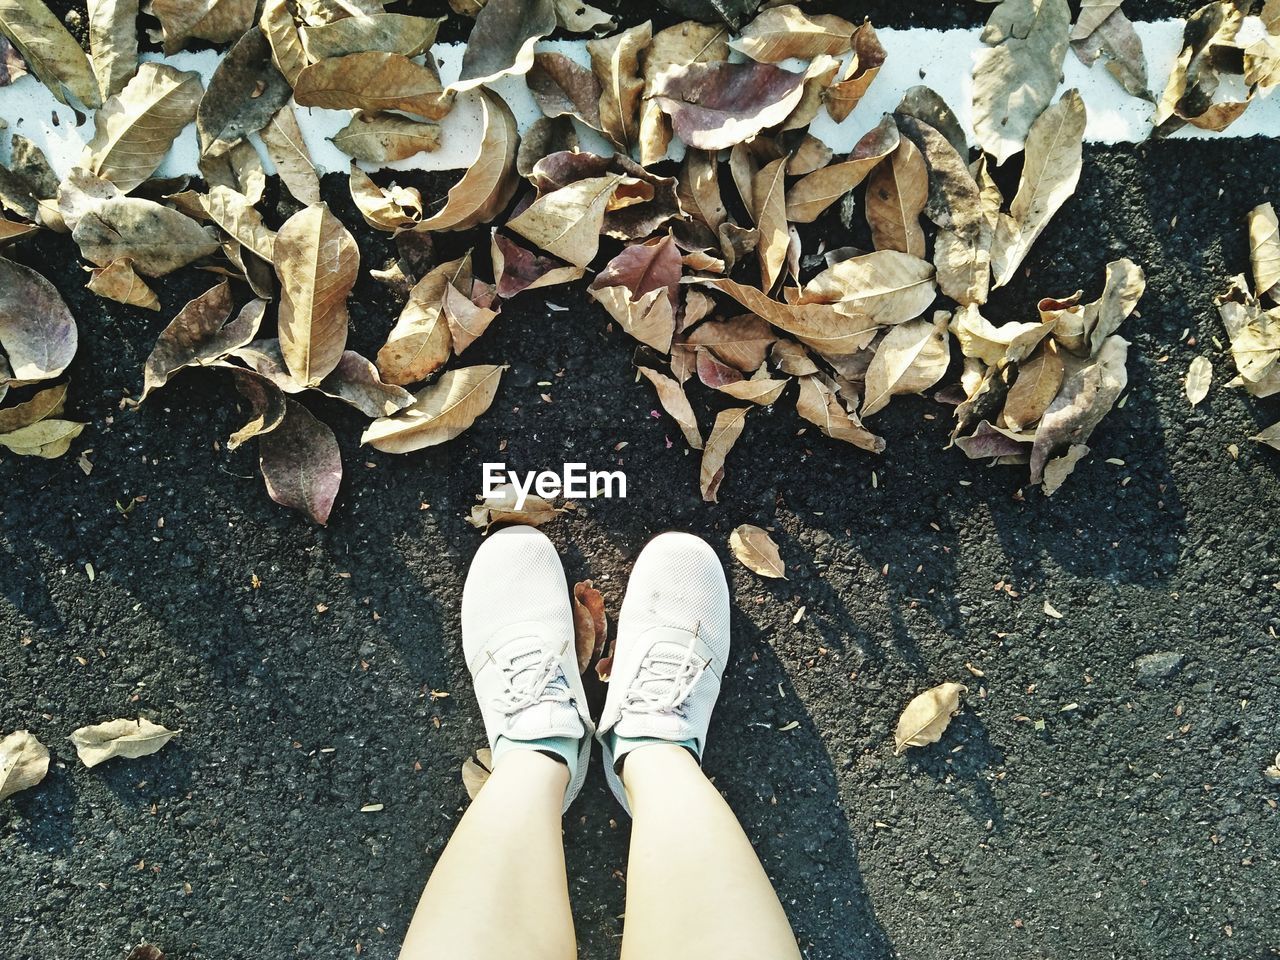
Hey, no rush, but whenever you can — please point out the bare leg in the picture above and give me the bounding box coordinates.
[399,750,576,960]
[619,744,802,960]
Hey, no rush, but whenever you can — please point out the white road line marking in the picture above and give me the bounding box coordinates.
[0,18,1274,181]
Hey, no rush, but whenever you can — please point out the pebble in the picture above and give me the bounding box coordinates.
[1133,651,1185,686]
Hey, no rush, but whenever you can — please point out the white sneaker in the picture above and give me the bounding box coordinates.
[462,525,594,812]
[596,532,732,813]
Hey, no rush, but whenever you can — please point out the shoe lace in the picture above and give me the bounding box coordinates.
[623,629,710,717]
[492,643,572,716]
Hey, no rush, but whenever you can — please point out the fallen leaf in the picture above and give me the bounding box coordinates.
[294,51,451,120]
[299,13,441,60]
[332,112,442,165]
[415,91,517,232]
[452,0,556,92]
[1001,340,1065,430]
[528,51,602,129]
[953,419,1034,459]
[195,27,291,150]
[261,105,321,206]
[86,258,160,310]
[363,364,506,453]
[0,730,48,800]
[638,365,702,449]
[862,312,951,416]
[729,523,785,578]
[259,0,306,86]
[971,0,1072,164]
[990,89,1086,288]
[687,314,775,370]
[1249,202,1280,300]
[0,0,101,107]
[348,164,422,231]
[699,406,749,502]
[639,21,729,164]
[572,579,608,672]
[509,173,628,269]
[443,281,500,353]
[69,717,179,768]
[651,60,807,151]
[553,0,614,32]
[1071,3,1150,101]
[0,257,78,386]
[801,250,937,326]
[491,231,584,298]
[316,351,414,418]
[1154,2,1249,136]
[199,184,277,260]
[152,0,254,53]
[729,4,853,62]
[0,34,25,87]
[678,149,728,231]
[893,682,966,754]
[274,203,360,386]
[587,21,651,153]
[1186,355,1212,407]
[72,195,220,276]
[221,364,286,449]
[796,373,885,452]
[138,283,264,402]
[377,254,471,385]
[462,747,493,800]
[255,397,343,523]
[126,946,165,960]
[950,303,1055,366]
[824,20,885,122]
[1217,276,1280,396]
[0,418,85,457]
[83,62,202,193]
[865,136,928,257]
[0,381,66,433]
[468,483,563,531]
[700,277,879,355]
[87,0,139,100]
[752,156,788,290]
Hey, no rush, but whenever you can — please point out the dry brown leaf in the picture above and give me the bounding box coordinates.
[640,21,729,165]
[1001,340,1065,430]
[638,365,702,450]
[0,381,66,433]
[802,250,937,325]
[468,483,563,531]
[1249,202,1280,300]
[86,257,159,311]
[866,136,928,257]
[138,283,264,402]
[462,747,493,800]
[786,116,898,223]
[69,717,179,768]
[699,277,879,355]
[83,62,202,193]
[894,682,966,754]
[825,20,885,122]
[274,203,359,386]
[796,373,885,452]
[652,60,807,151]
[1216,276,1280,396]
[377,254,471,385]
[152,0,254,53]
[0,418,85,457]
[951,304,1055,366]
[1154,2,1248,136]
[678,149,728,231]
[332,112,442,164]
[699,406,749,502]
[587,21,651,153]
[315,351,414,418]
[687,314,775,371]
[509,173,628,269]
[572,579,608,673]
[861,312,951,417]
[348,165,422,231]
[1185,356,1212,407]
[363,364,506,453]
[259,0,306,87]
[491,231,584,297]
[300,13,441,60]
[730,4,852,62]
[72,196,219,276]
[729,523,786,578]
[990,90,1085,288]
[443,281,500,353]
[528,51,602,129]
[0,730,49,801]
[972,0,1072,163]
[261,105,321,206]
[451,0,555,92]
[0,256,78,386]
[294,51,452,120]
[87,0,139,100]
[195,27,291,150]
[199,185,277,260]
[220,364,286,449]
[0,0,101,107]
[259,398,343,523]
[415,91,517,232]
[752,157,788,291]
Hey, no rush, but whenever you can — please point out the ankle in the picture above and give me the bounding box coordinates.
[491,743,572,794]
[618,740,699,795]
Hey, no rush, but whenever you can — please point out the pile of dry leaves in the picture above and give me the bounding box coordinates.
[2,0,1270,520]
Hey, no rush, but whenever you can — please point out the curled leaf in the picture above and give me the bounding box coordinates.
[415,91,517,232]
[572,579,608,673]
[651,61,807,151]
[699,406,749,502]
[86,258,159,311]
[894,682,966,754]
[468,482,563,531]
[377,254,472,385]
[825,20,885,122]
[451,0,556,92]
[0,730,49,801]
[587,21,651,153]
[462,747,493,800]
[363,364,506,453]
[69,717,179,768]
[861,312,951,417]
[139,284,264,402]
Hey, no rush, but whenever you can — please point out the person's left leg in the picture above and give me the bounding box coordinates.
[398,526,595,960]
[399,749,576,960]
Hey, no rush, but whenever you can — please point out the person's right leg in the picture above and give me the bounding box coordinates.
[596,532,802,960]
